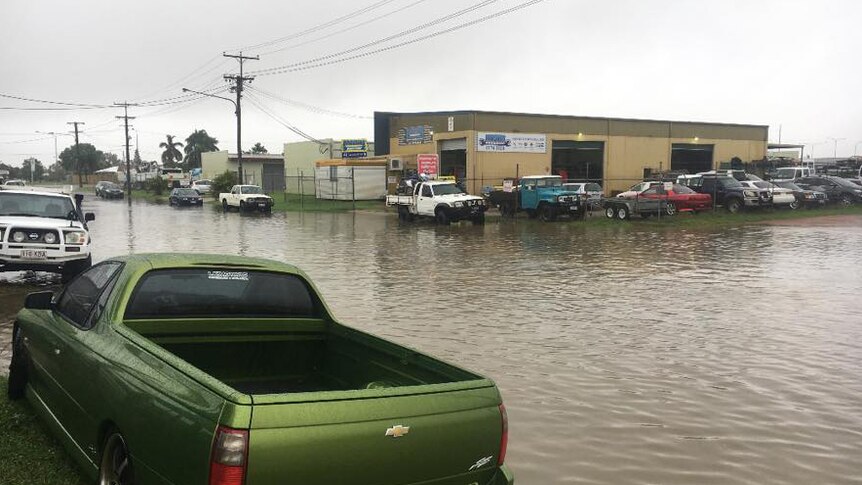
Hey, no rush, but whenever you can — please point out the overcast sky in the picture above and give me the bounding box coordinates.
[1,0,861,167]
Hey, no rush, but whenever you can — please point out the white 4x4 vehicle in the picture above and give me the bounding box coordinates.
[385,181,487,224]
[219,185,274,213]
[0,188,95,282]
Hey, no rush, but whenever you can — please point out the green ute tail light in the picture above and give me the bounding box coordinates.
[210,426,248,485]
[498,404,508,466]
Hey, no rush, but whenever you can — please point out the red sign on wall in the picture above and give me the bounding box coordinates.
[417,154,439,177]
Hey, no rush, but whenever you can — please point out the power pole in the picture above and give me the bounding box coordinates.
[223,52,259,184]
[67,121,85,187]
[115,102,138,198]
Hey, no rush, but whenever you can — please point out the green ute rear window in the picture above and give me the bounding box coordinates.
[125,269,318,319]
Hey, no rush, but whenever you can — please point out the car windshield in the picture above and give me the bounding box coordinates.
[174,189,198,196]
[586,184,602,192]
[753,181,772,189]
[775,168,797,177]
[536,178,563,187]
[104,183,120,189]
[562,184,584,192]
[829,177,858,188]
[0,193,75,218]
[718,177,743,188]
[241,186,263,194]
[432,183,464,195]
[672,184,695,194]
[775,181,801,190]
[125,269,319,318]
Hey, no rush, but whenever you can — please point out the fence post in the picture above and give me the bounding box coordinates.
[300,171,304,211]
[352,167,356,211]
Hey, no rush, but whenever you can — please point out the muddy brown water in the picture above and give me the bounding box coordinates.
[2,197,861,484]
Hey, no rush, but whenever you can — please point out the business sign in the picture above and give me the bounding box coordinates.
[398,125,432,146]
[341,139,368,159]
[477,132,547,153]
[417,154,439,177]
[503,179,514,193]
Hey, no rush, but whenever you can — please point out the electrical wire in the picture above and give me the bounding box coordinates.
[247,86,371,119]
[129,56,229,102]
[239,0,401,52]
[249,0,499,76]
[253,0,544,76]
[0,92,112,108]
[260,0,430,56]
[244,93,326,145]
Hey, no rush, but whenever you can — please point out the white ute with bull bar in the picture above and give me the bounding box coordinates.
[386,180,488,224]
[0,187,95,282]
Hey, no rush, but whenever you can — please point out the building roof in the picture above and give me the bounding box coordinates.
[768,143,806,149]
[376,110,768,129]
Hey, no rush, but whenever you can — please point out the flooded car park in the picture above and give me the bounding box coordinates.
[3,196,862,484]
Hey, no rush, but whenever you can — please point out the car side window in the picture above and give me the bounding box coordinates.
[421,185,432,197]
[642,187,658,196]
[56,262,123,329]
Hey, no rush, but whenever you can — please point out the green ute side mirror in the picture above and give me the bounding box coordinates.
[25,291,54,310]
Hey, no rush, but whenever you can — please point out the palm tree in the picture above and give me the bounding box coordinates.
[159,135,183,168]
[184,129,219,170]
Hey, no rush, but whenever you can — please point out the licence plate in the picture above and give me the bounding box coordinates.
[258,203,267,207]
[21,250,47,260]
[569,206,579,211]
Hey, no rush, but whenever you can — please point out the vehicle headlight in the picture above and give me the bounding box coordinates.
[44,232,58,244]
[744,190,757,197]
[453,201,463,207]
[804,193,814,199]
[64,231,87,245]
[12,231,26,243]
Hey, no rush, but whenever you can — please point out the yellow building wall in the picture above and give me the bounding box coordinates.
[388,132,766,195]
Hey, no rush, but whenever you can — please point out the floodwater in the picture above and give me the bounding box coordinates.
[2,197,862,485]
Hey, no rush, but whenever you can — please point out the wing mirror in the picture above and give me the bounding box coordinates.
[24,291,54,310]
[85,212,95,222]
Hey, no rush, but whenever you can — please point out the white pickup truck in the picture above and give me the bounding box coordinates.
[386,180,488,224]
[220,184,274,213]
[0,187,95,282]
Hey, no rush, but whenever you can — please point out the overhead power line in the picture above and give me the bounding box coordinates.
[247,86,371,119]
[239,0,401,52]
[244,93,326,145]
[260,0,430,56]
[249,0,499,76]
[0,92,112,108]
[252,0,544,77]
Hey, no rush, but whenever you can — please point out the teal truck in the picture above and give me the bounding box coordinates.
[7,254,512,485]
[485,175,585,221]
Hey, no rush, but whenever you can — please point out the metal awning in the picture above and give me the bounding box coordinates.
[768,143,806,150]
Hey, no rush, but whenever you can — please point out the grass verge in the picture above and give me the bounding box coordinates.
[204,194,386,213]
[130,189,169,204]
[0,377,88,485]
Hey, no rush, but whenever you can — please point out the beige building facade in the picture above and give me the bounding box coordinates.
[374,111,768,194]
[201,151,286,192]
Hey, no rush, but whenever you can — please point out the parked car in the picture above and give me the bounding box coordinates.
[772,180,828,208]
[739,181,797,209]
[795,175,862,206]
[620,183,712,214]
[485,175,585,222]
[0,188,94,282]
[2,179,27,187]
[617,181,662,198]
[168,187,204,206]
[7,253,513,485]
[220,184,274,213]
[191,178,213,194]
[562,182,603,208]
[96,181,124,199]
[770,166,814,182]
[388,180,488,224]
[685,174,772,213]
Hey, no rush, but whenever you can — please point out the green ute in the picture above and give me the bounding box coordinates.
[8,254,513,485]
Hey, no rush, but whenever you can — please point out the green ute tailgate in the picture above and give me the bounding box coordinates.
[245,386,504,485]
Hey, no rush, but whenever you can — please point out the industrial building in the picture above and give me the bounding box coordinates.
[374,111,769,194]
[201,151,286,192]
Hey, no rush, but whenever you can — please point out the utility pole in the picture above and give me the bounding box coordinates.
[115,102,138,198]
[826,137,846,158]
[223,51,259,184]
[67,121,85,187]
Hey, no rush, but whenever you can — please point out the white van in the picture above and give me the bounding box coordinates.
[771,166,813,181]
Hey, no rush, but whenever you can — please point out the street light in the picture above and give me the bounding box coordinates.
[35,130,70,165]
[182,87,243,182]
[826,137,846,158]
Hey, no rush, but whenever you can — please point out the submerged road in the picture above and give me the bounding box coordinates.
[2,196,862,484]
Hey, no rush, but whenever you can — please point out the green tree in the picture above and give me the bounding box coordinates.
[59,143,103,186]
[20,158,45,181]
[133,148,143,171]
[102,152,121,170]
[250,142,268,154]
[210,170,238,199]
[183,129,219,170]
[159,135,183,168]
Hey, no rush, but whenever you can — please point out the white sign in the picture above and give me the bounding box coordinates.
[447,116,454,132]
[663,182,673,191]
[477,132,547,153]
[503,180,514,193]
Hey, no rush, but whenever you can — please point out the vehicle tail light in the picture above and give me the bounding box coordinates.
[210,426,248,485]
[498,404,508,466]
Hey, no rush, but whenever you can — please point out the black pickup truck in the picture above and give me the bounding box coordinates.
[685,174,771,212]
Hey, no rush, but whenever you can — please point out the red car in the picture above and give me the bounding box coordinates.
[623,183,712,214]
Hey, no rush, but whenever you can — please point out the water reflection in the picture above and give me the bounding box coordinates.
[2,196,862,484]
